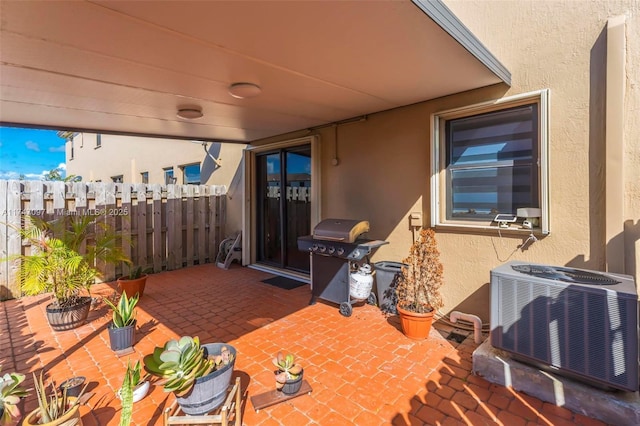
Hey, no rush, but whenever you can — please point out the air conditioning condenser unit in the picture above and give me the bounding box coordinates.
[490,261,638,392]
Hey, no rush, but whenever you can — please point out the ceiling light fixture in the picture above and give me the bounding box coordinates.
[228,82,262,99]
[176,106,203,120]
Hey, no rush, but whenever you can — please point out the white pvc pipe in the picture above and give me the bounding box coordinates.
[449,311,484,344]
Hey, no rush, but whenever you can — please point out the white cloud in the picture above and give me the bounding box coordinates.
[0,171,20,179]
[57,163,66,170]
[49,145,66,153]
[25,141,40,152]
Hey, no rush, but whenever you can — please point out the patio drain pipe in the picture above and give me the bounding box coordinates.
[449,311,484,344]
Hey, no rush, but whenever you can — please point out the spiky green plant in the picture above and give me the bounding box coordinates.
[0,367,29,424]
[395,228,444,314]
[103,292,139,328]
[143,337,234,396]
[273,352,303,390]
[118,360,140,426]
[31,371,85,423]
[126,265,152,280]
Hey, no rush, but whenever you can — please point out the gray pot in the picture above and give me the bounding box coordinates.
[107,320,136,351]
[175,343,236,416]
[280,369,304,395]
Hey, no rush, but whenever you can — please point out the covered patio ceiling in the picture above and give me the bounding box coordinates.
[0,0,510,143]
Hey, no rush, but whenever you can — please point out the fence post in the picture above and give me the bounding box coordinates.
[0,180,9,300]
[152,184,163,273]
[198,185,207,265]
[185,185,195,267]
[121,183,133,276]
[136,184,148,270]
[166,184,178,270]
[6,180,22,299]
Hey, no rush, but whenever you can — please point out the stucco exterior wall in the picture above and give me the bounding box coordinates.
[251,0,640,321]
[65,133,246,235]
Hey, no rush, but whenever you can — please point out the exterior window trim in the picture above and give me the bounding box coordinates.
[431,89,550,234]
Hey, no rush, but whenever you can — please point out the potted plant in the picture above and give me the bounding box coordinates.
[1,367,29,424]
[273,352,303,395]
[395,228,444,340]
[57,376,85,398]
[117,265,152,299]
[143,336,235,416]
[15,215,130,331]
[104,292,139,351]
[23,371,87,425]
[117,360,149,426]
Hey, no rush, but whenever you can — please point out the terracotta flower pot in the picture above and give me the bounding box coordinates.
[397,304,435,340]
[117,275,147,299]
[23,397,82,425]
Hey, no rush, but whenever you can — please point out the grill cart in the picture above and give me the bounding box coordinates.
[297,219,388,317]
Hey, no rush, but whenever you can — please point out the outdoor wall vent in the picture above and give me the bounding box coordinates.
[490,261,638,392]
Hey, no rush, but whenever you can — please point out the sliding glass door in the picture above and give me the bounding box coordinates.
[256,145,311,273]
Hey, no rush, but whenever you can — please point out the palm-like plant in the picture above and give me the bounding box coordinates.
[15,215,130,307]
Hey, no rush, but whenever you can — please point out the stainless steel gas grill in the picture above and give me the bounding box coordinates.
[297,218,388,316]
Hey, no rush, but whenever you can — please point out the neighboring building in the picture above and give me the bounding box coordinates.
[64,133,246,234]
[239,1,640,322]
[64,133,244,187]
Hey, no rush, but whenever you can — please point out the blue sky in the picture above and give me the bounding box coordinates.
[0,126,67,179]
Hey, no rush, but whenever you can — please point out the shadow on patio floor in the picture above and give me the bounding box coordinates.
[1,264,609,425]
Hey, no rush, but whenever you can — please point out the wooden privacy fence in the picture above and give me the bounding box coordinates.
[0,180,227,300]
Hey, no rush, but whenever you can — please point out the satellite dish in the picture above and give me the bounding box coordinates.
[200,142,222,183]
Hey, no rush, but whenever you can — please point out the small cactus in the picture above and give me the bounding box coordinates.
[273,352,302,390]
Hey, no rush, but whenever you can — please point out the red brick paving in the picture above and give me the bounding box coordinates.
[1,263,611,425]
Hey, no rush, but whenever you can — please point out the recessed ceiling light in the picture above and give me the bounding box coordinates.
[228,82,262,99]
[177,106,203,120]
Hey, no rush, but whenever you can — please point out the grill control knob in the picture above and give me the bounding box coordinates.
[351,249,361,259]
[328,247,335,254]
[336,247,345,256]
[312,244,318,251]
[319,245,326,253]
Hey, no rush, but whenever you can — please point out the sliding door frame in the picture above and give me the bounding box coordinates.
[243,135,321,268]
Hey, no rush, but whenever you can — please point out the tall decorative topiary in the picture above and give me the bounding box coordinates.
[395,228,444,339]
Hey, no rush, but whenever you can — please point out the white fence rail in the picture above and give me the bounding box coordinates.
[0,180,227,300]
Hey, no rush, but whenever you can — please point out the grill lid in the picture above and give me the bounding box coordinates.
[312,218,369,243]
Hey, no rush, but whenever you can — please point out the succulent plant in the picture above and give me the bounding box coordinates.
[104,291,139,328]
[143,336,233,396]
[273,352,302,390]
[1,367,28,423]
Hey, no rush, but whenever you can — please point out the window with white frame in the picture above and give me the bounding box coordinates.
[164,168,175,184]
[431,90,549,234]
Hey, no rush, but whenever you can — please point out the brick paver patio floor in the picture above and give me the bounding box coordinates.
[1,264,608,425]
